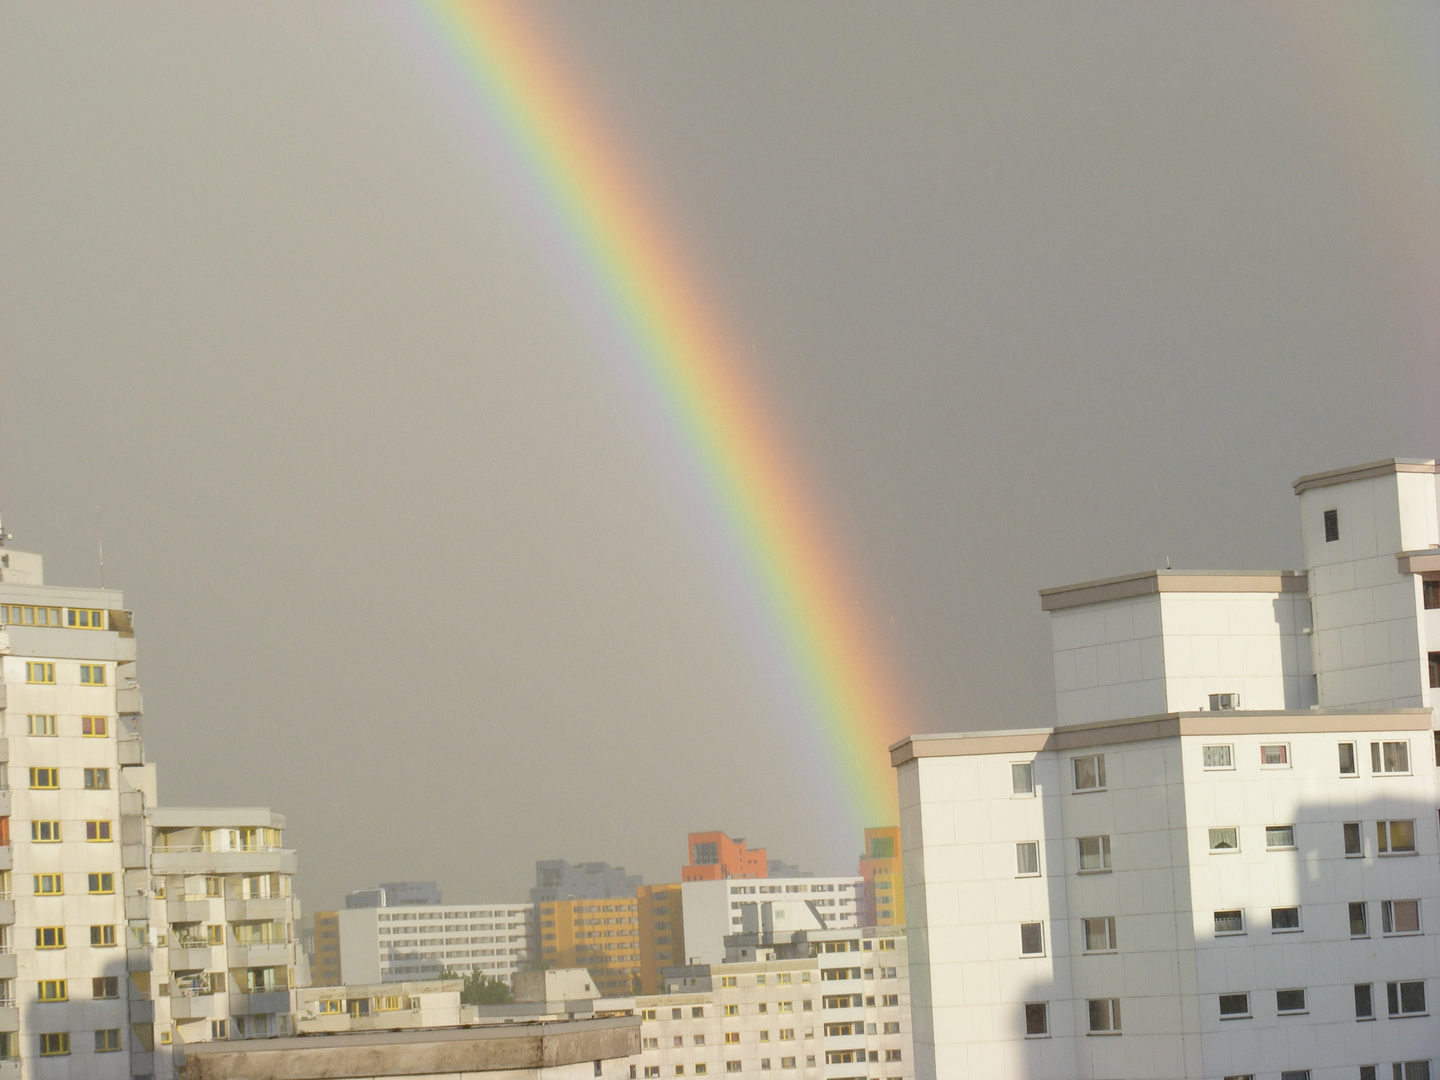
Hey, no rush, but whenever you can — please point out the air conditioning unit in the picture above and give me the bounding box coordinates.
[1209,693,1240,711]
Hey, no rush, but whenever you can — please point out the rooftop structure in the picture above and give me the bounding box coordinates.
[681,831,767,882]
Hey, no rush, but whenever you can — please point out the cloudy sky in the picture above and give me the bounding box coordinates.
[2,2,1437,911]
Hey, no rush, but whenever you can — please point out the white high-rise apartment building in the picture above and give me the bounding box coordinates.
[0,535,304,1077]
[681,878,860,966]
[338,902,533,984]
[896,458,1440,1080]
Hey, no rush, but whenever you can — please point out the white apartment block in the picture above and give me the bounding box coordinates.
[0,538,304,1079]
[338,902,533,984]
[296,978,470,1033]
[682,879,860,967]
[148,806,301,1059]
[895,458,1440,1080]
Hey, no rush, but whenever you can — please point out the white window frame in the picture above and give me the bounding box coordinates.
[1015,842,1040,877]
[1265,825,1296,850]
[1081,916,1117,953]
[1338,741,1358,776]
[1019,922,1044,957]
[1377,819,1417,855]
[1072,754,1106,792]
[1086,998,1121,1034]
[1270,906,1302,933]
[1370,740,1411,775]
[1011,761,1035,797]
[1259,743,1290,768]
[1076,835,1111,873]
[1217,992,1250,1019]
[1208,827,1240,853]
[1201,744,1234,770]
[1213,909,1245,936]
[1381,899,1421,936]
[1275,987,1307,1015]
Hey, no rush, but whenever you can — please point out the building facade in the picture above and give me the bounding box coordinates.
[338,901,533,985]
[681,832,767,883]
[532,861,643,905]
[858,827,904,927]
[681,878,861,967]
[636,884,685,995]
[539,895,641,996]
[312,910,341,986]
[897,457,1440,1080]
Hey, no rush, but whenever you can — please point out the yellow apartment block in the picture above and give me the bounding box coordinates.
[538,896,641,996]
[313,910,342,986]
[859,825,905,926]
[636,884,685,994]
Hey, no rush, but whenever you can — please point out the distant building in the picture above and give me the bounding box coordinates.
[346,880,441,909]
[681,831,767,881]
[858,825,905,926]
[338,902,533,984]
[680,876,861,965]
[636,883,685,994]
[313,910,342,985]
[766,857,810,878]
[530,859,642,904]
[537,895,641,996]
[296,979,470,1034]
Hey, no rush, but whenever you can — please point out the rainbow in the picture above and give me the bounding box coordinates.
[406,1,914,829]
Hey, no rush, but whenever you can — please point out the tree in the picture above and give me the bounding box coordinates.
[439,970,513,1005]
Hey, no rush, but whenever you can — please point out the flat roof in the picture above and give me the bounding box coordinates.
[890,709,1434,765]
[1039,569,1307,611]
[180,1015,640,1080]
[1292,457,1437,494]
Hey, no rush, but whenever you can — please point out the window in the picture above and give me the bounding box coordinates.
[1280,1073,1310,1080]
[1344,822,1363,856]
[1202,744,1233,769]
[721,976,737,988]
[778,1028,794,1040]
[39,1033,69,1056]
[84,768,110,790]
[90,925,116,947]
[206,876,223,897]
[68,607,105,629]
[1209,693,1240,711]
[780,1060,795,1070]
[724,1033,739,1044]
[1431,652,1440,690]
[1425,580,1440,609]
[643,1070,660,1079]
[31,821,60,842]
[1372,741,1411,774]
[1324,508,1339,542]
[27,715,56,736]
[1019,922,1044,956]
[726,1063,741,1074]
[26,662,55,684]
[81,716,108,737]
[1387,980,1427,1017]
[692,841,718,865]
[1083,916,1117,952]
[1260,744,1289,767]
[693,1006,705,1016]
[1016,842,1039,876]
[1209,828,1239,852]
[723,1004,738,1016]
[1271,907,1301,932]
[1350,902,1369,938]
[37,980,67,1002]
[886,1050,903,1062]
[33,874,63,896]
[36,927,64,948]
[1394,1064,1432,1080]
[88,873,114,894]
[1266,825,1296,849]
[1339,742,1358,775]
[1,604,62,626]
[1355,983,1374,1019]
[1012,762,1034,795]
[881,994,898,1006]
[1218,993,1250,1018]
[1214,910,1244,935]
[1378,820,1416,854]
[29,768,58,789]
[86,820,112,842]
[1276,988,1307,1014]
[883,1021,900,1034]
[93,977,119,999]
[1073,754,1106,791]
[1382,900,1421,935]
[1087,998,1120,1033]
[1077,835,1111,872]
[80,664,105,686]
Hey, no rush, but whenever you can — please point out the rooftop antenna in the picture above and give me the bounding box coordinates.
[1165,555,1171,570]
[0,514,10,546]
[96,506,104,588]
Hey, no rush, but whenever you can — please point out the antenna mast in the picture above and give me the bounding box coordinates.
[96,506,104,588]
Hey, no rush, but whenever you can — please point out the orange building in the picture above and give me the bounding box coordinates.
[681,831,767,882]
[636,884,686,994]
[858,826,905,926]
[312,910,342,986]
[537,895,641,995]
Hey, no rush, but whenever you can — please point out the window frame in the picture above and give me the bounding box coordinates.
[1371,740,1411,775]
[1082,916,1117,953]
[1377,819,1416,855]
[1265,825,1296,850]
[1077,835,1112,873]
[1202,744,1234,770]
[1270,906,1302,933]
[1386,980,1427,1018]
[1217,992,1250,1019]
[1343,821,1363,857]
[1275,987,1307,1015]
[1015,841,1040,877]
[1338,741,1358,776]
[1072,754,1106,793]
[1349,902,1369,938]
[1213,909,1245,936]
[1354,982,1374,1020]
[1381,899,1421,936]
[1208,827,1240,853]
[1011,761,1035,796]
[1086,997,1121,1035]
[1259,743,1290,768]
[1019,921,1044,957]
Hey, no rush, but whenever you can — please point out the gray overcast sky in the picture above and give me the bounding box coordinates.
[2,2,1438,912]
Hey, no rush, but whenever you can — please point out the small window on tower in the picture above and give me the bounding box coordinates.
[1424,579,1440,609]
[1323,509,1339,542]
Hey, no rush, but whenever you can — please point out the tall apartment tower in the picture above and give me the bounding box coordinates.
[896,458,1440,1080]
[0,542,155,1077]
[858,826,905,927]
[681,832,767,882]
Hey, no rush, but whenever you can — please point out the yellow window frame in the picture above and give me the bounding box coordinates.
[67,608,105,630]
[39,1032,69,1055]
[37,980,67,1002]
[29,768,59,790]
[86,820,112,842]
[35,927,65,949]
[81,716,108,737]
[80,664,106,686]
[33,874,63,896]
[26,662,55,684]
[88,873,115,895]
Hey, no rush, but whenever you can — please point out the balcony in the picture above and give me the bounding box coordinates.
[0,951,14,980]
[0,1059,17,1080]
[169,944,214,970]
[224,896,292,922]
[167,899,215,924]
[229,989,292,1016]
[118,737,143,767]
[0,789,10,817]
[227,941,293,968]
[152,846,297,877]
[115,687,143,714]
[0,900,13,926]
[0,738,7,764]
[170,992,216,1020]
[0,1006,14,1033]
[0,848,11,873]
[126,947,152,973]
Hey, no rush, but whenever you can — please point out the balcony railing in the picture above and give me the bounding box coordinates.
[154,845,286,855]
